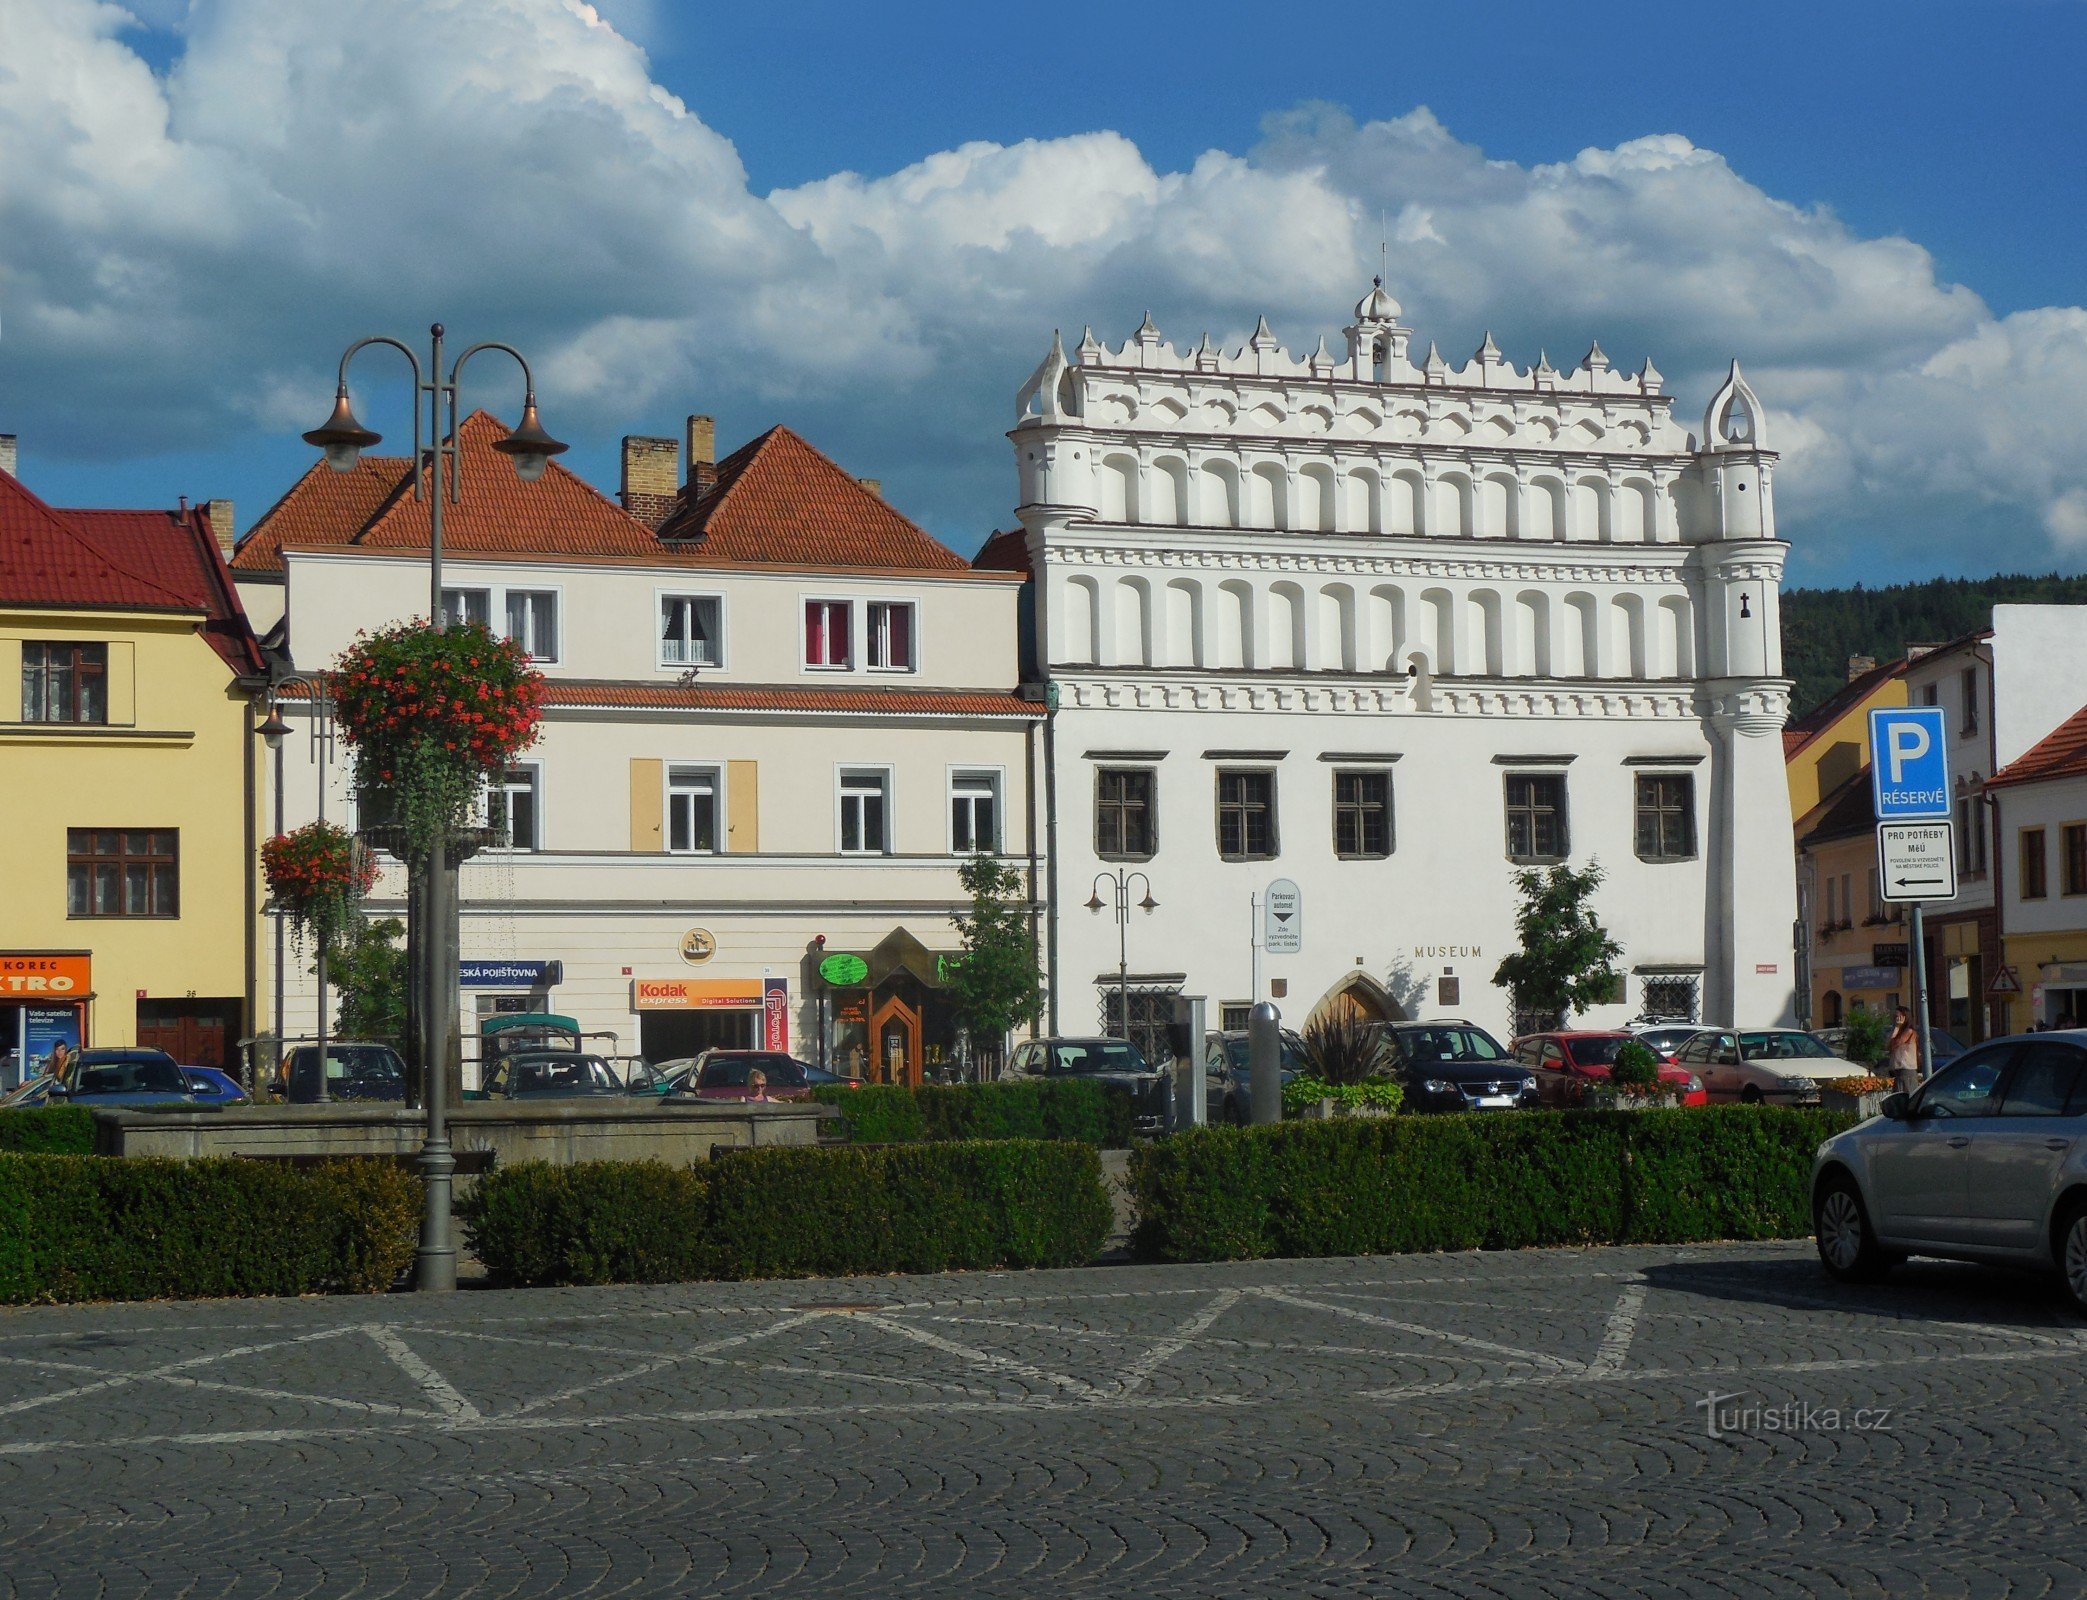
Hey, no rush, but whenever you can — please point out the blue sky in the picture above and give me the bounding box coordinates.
[7,0,2087,587]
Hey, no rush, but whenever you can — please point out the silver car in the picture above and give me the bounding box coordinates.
[1811,1031,2087,1312]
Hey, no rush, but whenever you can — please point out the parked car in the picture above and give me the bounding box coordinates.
[475,1050,628,1100]
[1810,1025,1966,1069]
[670,1051,818,1102]
[181,1066,249,1107]
[1674,1028,1864,1104]
[1624,1022,1706,1060]
[1006,1036,1168,1134]
[38,1048,199,1108]
[1202,1028,1307,1124]
[1811,1031,2087,1311]
[1512,1031,1708,1106]
[277,1042,408,1104]
[1377,1020,1539,1113]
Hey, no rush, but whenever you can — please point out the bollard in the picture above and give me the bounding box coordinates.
[1248,1000,1282,1125]
[1169,994,1206,1132]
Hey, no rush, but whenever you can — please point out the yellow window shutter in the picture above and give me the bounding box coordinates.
[0,639,19,723]
[106,640,136,726]
[629,758,663,850]
[727,760,758,852]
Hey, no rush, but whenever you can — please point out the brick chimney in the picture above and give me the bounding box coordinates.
[857,477,882,499]
[685,414,718,497]
[1846,654,1877,683]
[0,436,16,478]
[620,434,681,529]
[202,499,236,557]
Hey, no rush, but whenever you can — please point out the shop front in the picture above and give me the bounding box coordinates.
[461,958,565,1029]
[1,953,91,1089]
[633,975,778,1063]
[816,929,968,1087]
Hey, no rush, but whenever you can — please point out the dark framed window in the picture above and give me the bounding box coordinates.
[67,829,177,917]
[22,642,108,724]
[2022,828,2048,900]
[1095,768,1155,861]
[1216,769,1277,861]
[2064,824,2087,897]
[1332,770,1392,859]
[1639,973,1700,1023]
[1634,774,1695,862]
[1504,773,1567,863]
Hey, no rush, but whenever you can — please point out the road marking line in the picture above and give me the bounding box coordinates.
[0,1325,358,1418]
[364,1327,482,1422]
[502,1309,828,1419]
[848,1310,1101,1398]
[1253,1288,1578,1371]
[1588,1281,1648,1374]
[1113,1290,1244,1397]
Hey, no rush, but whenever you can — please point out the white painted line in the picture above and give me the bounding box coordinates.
[364,1326,482,1422]
[1114,1290,1244,1397]
[0,1325,358,1418]
[1253,1287,1578,1371]
[1588,1281,1647,1374]
[849,1310,1101,1399]
[501,1309,828,1419]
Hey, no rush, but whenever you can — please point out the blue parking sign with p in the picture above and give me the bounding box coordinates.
[1869,706,1951,820]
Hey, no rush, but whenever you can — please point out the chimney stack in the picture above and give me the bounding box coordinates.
[203,499,236,557]
[1846,654,1877,683]
[857,477,882,499]
[685,414,718,497]
[620,434,681,529]
[0,436,16,478]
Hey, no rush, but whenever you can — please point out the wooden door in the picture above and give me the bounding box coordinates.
[870,994,922,1088]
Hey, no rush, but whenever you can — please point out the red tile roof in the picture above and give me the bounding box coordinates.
[279,676,1042,719]
[1989,703,2087,790]
[0,470,262,672]
[971,528,1032,575]
[230,454,410,572]
[657,426,969,573]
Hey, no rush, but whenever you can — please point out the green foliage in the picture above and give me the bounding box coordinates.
[1492,861,1624,1028]
[0,1108,96,1155]
[1296,1010,1389,1086]
[1783,574,2087,717]
[809,1080,1132,1147]
[328,915,408,1046]
[1839,1007,1889,1069]
[1130,1107,1855,1263]
[1610,1040,1661,1091]
[464,1140,1111,1287]
[944,854,1044,1057]
[1280,1076,1405,1117]
[0,1156,419,1304]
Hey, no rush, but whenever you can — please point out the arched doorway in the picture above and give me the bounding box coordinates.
[1308,973,1404,1027]
[1822,990,1844,1027]
[870,992,922,1087]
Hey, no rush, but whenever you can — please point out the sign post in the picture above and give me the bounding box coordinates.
[1870,706,1952,1078]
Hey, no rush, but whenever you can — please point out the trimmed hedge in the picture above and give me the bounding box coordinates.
[463,1139,1113,1288]
[811,1080,1133,1148]
[1130,1106,1855,1263]
[0,1107,96,1155]
[0,1155,420,1304]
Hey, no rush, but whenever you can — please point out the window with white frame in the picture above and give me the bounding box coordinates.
[667,765,719,853]
[868,601,917,672]
[504,590,559,661]
[659,595,724,669]
[838,768,890,855]
[441,587,491,630]
[950,770,1001,854]
[805,600,853,669]
[487,766,540,851]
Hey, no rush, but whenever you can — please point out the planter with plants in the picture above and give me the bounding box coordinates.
[1583,1038,1680,1110]
[1285,1011,1404,1119]
[1820,1075,1895,1118]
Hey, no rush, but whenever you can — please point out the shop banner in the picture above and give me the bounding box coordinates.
[633,977,763,1011]
[762,976,789,1051]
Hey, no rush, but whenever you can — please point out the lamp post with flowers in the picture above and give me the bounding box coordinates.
[300,325,563,1292]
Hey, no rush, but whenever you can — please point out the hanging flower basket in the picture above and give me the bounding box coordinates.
[330,620,546,858]
[262,821,378,948]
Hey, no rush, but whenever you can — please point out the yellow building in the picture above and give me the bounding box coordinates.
[0,451,263,1079]
[1784,655,1911,820]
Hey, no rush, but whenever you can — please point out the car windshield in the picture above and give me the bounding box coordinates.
[1740,1031,1833,1060]
[1565,1036,1627,1066]
[1398,1027,1506,1063]
[1219,1037,1307,1071]
[509,1055,621,1094]
[1044,1041,1150,1075]
[697,1055,810,1088]
[76,1060,187,1094]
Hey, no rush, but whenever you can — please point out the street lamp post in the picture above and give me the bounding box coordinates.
[302,324,565,1293]
[258,675,336,1104]
[1086,869,1157,1048]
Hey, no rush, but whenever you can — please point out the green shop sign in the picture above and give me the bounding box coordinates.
[818,953,870,986]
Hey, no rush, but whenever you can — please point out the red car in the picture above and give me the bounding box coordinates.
[1512,1031,1708,1107]
[674,1050,817,1102]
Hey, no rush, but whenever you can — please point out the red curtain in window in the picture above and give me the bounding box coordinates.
[886,603,910,668]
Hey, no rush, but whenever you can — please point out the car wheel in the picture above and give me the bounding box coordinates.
[1741,1085,1764,1105]
[1815,1173,1893,1283]
[2057,1198,2087,1315]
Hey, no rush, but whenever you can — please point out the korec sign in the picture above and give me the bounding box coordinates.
[0,954,91,995]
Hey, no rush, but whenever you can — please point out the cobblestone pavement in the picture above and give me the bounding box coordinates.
[4,1241,2086,1598]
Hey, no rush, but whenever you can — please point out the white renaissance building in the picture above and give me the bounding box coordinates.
[1001,281,1798,1045]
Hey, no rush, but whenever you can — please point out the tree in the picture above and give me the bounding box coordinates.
[326,916,408,1046]
[1492,861,1623,1031]
[946,854,1043,1069]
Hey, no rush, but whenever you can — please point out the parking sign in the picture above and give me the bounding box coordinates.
[1868,706,1951,821]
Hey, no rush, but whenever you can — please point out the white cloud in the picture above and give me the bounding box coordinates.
[2,0,2085,574]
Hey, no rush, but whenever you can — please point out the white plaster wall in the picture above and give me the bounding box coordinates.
[1991,605,2087,768]
[1997,775,2087,938]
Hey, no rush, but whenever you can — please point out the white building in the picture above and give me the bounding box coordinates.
[235,414,1040,1082]
[1000,283,1798,1045]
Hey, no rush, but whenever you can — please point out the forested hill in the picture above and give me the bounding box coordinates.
[1782,574,2087,717]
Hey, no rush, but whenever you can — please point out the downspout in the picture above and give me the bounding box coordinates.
[243,692,260,1092]
[1043,684,1060,1036]
[1024,712,1042,1040]
[1977,640,2003,1034]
